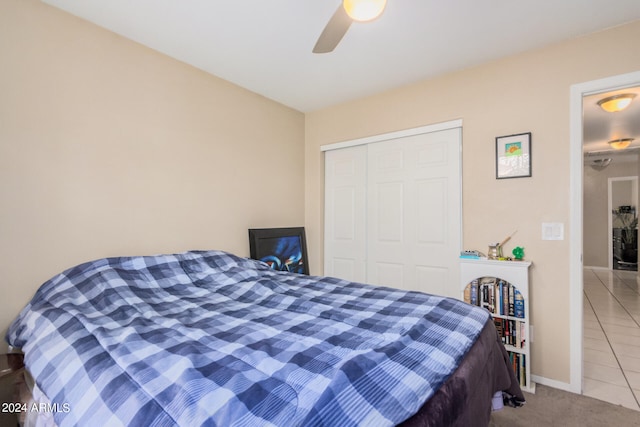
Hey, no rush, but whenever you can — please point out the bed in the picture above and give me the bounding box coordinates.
[5,250,524,426]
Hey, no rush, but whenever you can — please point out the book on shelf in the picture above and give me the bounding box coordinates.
[479,277,495,312]
[498,280,506,315]
[470,279,479,305]
[493,318,505,343]
[520,353,526,386]
[508,284,515,316]
[504,319,510,344]
[507,351,527,387]
[514,289,525,318]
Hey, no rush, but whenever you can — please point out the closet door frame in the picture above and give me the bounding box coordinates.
[321,120,462,152]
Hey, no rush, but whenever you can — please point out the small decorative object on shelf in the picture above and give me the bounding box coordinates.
[487,244,502,259]
[488,230,518,260]
[512,246,525,260]
[460,258,535,393]
[460,250,485,259]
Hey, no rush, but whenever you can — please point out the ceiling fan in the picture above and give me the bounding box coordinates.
[313,0,387,54]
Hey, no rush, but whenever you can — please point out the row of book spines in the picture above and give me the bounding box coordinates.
[463,278,525,318]
[494,318,526,349]
[508,351,527,387]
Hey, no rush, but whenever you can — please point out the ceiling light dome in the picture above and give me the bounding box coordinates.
[597,93,636,113]
[343,0,387,22]
[608,138,634,150]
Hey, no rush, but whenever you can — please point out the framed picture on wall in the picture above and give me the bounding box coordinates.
[248,227,309,275]
[496,132,532,179]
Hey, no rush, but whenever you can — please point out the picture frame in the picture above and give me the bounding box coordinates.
[248,227,309,275]
[496,132,532,179]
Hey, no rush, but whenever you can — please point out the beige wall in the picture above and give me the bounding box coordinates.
[584,159,639,268]
[0,0,305,346]
[305,21,640,384]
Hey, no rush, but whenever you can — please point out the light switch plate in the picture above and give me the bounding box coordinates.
[542,222,564,240]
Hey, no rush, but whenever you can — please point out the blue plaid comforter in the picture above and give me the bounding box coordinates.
[7,250,489,427]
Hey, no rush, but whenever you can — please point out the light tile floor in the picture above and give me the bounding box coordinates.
[583,268,640,411]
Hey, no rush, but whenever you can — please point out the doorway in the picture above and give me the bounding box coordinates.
[570,71,640,395]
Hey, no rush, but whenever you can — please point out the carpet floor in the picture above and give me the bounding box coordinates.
[490,384,640,426]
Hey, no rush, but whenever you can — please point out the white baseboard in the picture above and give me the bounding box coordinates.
[583,265,610,271]
[531,375,579,394]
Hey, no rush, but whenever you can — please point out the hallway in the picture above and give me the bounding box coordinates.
[583,268,640,410]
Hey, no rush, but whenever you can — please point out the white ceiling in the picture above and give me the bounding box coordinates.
[42,0,640,113]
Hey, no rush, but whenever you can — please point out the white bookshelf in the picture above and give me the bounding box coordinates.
[460,258,535,393]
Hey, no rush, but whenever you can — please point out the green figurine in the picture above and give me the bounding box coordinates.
[512,246,525,260]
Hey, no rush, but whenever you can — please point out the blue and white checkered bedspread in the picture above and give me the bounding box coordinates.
[7,250,489,427]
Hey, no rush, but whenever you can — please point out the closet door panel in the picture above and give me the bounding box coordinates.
[375,262,405,288]
[376,182,404,242]
[324,146,367,282]
[417,178,447,244]
[367,128,461,297]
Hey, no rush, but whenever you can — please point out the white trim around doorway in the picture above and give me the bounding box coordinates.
[569,71,640,394]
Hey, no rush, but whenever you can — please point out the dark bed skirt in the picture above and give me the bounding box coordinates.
[399,319,525,427]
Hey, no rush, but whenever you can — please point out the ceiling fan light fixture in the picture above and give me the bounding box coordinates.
[597,93,636,113]
[590,158,612,171]
[343,0,387,22]
[607,138,634,150]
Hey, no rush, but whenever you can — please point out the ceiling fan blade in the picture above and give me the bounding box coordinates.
[313,5,352,54]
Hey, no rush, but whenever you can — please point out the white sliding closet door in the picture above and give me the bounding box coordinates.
[324,124,461,298]
[367,128,461,297]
